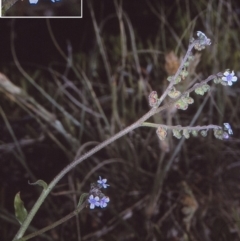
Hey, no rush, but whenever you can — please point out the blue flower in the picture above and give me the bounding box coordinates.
[29,0,38,4]
[197,31,207,40]
[97,176,110,189]
[99,196,110,208]
[224,123,233,135]
[195,31,211,48]
[88,195,100,209]
[222,132,229,139]
[222,70,237,86]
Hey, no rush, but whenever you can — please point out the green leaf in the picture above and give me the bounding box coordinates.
[14,192,28,225]
[77,193,89,207]
[28,180,48,190]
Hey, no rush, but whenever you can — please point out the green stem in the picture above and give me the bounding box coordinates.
[12,38,218,240]
[12,107,156,240]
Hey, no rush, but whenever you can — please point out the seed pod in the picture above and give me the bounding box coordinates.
[172,129,182,139]
[148,91,159,108]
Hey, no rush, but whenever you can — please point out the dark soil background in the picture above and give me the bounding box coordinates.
[0,0,240,241]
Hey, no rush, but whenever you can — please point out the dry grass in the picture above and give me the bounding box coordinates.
[0,0,240,240]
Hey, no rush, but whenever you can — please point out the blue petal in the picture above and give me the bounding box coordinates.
[29,0,38,4]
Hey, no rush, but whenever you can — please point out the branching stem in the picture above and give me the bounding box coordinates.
[12,38,219,240]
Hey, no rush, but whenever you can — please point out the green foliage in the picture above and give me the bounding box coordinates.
[14,193,28,225]
[77,193,89,207]
[28,180,48,190]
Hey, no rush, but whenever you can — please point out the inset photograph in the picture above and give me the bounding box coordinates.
[2,0,82,17]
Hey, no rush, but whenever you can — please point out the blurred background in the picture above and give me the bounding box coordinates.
[0,0,240,240]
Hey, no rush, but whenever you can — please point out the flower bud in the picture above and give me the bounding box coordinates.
[195,84,210,95]
[172,129,182,139]
[214,129,224,140]
[168,87,181,99]
[213,77,222,84]
[156,127,167,141]
[175,99,188,110]
[191,130,198,137]
[183,129,190,139]
[149,91,159,108]
[200,130,207,137]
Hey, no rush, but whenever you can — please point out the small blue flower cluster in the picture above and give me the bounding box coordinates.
[29,0,60,4]
[88,177,110,209]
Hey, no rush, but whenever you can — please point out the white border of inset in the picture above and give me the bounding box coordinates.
[1,0,83,18]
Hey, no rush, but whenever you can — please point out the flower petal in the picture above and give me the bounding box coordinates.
[223,71,229,76]
[89,195,93,200]
[232,76,237,82]
[222,77,227,81]
[29,0,38,4]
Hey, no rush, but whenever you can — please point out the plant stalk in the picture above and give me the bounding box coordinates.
[13,107,156,240]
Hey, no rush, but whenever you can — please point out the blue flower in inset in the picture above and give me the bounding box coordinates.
[222,70,237,86]
[99,196,110,208]
[97,176,110,189]
[29,0,38,4]
[224,123,233,135]
[88,195,100,209]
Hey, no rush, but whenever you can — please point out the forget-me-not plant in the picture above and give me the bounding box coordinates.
[88,195,100,209]
[12,30,238,241]
[97,176,110,189]
[144,31,238,142]
[29,0,60,4]
[222,70,238,86]
[99,196,110,208]
[224,123,233,135]
[29,0,38,4]
[87,177,110,209]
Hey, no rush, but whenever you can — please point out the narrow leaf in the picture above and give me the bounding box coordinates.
[28,179,48,190]
[77,193,89,207]
[14,192,28,225]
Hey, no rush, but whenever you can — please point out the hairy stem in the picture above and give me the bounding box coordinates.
[157,42,195,106]
[142,122,221,130]
[13,107,156,240]
[12,36,217,240]
[12,68,221,240]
